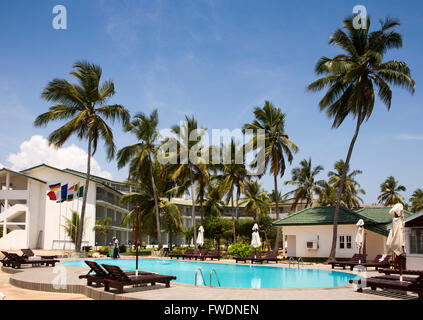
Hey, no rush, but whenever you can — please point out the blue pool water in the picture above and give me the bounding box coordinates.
[62,258,358,289]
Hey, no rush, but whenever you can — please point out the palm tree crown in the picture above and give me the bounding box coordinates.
[285,158,324,209]
[410,189,423,213]
[34,61,129,251]
[378,176,406,206]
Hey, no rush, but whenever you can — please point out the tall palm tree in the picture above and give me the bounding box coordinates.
[317,181,338,207]
[243,101,298,253]
[241,180,269,221]
[328,160,365,209]
[307,16,415,261]
[267,190,283,203]
[170,115,208,253]
[410,189,423,213]
[284,158,324,209]
[35,61,129,251]
[117,109,163,249]
[204,183,225,218]
[215,139,248,242]
[378,176,406,206]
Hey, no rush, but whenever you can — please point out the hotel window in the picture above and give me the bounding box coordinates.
[410,228,423,254]
[339,235,352,249]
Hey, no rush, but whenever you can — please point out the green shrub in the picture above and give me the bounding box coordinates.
[227,242,253,258]
[98,246,110,252]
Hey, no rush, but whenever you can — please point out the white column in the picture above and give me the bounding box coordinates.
[26,180,31,248]
[3,173,10,236]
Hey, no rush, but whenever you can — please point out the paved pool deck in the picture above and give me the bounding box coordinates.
[1,256,419,300]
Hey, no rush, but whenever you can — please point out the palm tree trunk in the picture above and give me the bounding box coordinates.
[149,156,162,249]
[231,194,236,243]
[189,164,197,253]
[235,187,241,219]
[328,112,363,262]
[200,197,205,224]
[273,174,281,254]
[76,135,92,252]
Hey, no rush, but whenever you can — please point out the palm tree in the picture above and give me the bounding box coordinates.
[243,101,298,253]
[93,217,112,245]
[204,183,225,218]
[117,109,163,249]
[62,211,85,245]
[284,158,324,209]
[215,139,248,242]
[34,61,129,251]
[170,115,208,253]
[378,176,406,206]
[267,190,283,203]
[317,181,338,207]
[307,16,415,260]
[410,189,423,213]
[120,201,143,272]
[328,160,365,209]
[241,180,269,221]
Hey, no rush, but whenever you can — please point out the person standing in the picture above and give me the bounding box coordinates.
[112,236,119,259]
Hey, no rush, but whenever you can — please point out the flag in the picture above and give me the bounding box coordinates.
[66,183,80,201]
[77,185,84,198]
[58,184,68,203]
[47,183,61,201]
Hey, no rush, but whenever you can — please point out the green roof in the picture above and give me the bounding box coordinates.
[0,168,46,184]
[272,206,389,236]
[355,207,413,224]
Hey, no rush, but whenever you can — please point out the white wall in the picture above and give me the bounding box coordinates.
[24,167,97,249]
[282,225,386,259]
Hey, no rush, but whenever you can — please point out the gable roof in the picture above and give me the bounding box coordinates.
[356,206,413,224]
[272,206,389,236]
[0,168,46,184]
[20,164,122,195]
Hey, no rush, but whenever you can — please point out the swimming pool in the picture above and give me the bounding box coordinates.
[62,258,358,289]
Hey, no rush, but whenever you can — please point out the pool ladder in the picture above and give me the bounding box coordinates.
[194,268,221,287]
[288,257,304,269]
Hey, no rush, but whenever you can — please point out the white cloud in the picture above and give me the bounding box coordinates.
[0,163,4,169]
[397,134,423,141]
[6,135,113,179]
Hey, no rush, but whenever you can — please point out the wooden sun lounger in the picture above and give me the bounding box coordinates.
[101,264,176,294]
[234,252,262,263]
[78,260,153,287]
[193,249,208,261]
[252,252,280,264]
[204,250,221,261]
[21,248,58,260]
[358,255,392,271]
[329,254,367,270]
[169,249,194,260]
[7,252,59,269]
[1,251,13,267]
[350,269,423,300]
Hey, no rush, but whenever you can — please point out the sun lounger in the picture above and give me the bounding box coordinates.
[79,260,152,287]
[1,251,13,267]
[6,252,59,269]
[349,269,423,300]
[101,264,176,294]
[252,252,280,264]
[193,249,208,261]
[329,254,367,270]
[358,254,391,270]
[168,249,193,260]
[204,250,221,261]
[21,248,58,260]
[234,252,262,263]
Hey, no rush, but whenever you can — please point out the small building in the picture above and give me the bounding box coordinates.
[273,206,413,260]
[403,212,423,270]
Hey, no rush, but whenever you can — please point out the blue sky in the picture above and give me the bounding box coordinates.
[0,0,422,204]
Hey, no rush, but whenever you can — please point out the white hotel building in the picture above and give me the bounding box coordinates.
[0,164,132,250]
